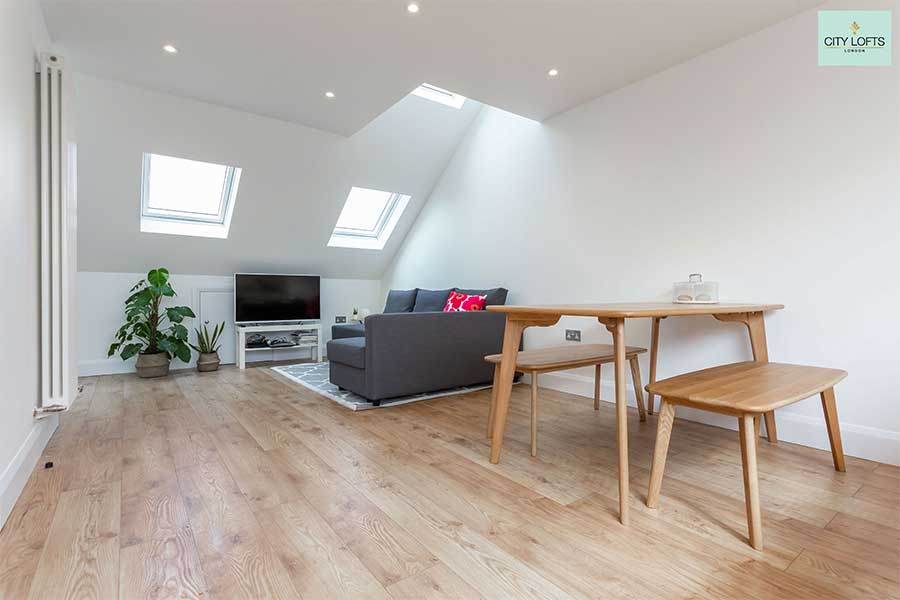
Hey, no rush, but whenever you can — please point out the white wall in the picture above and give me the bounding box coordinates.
[383,4,900,464]
[0,0,53,528]
[78,272,382,376]
[74,74,481,279]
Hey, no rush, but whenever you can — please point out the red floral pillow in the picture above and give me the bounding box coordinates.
[443,291,488,312]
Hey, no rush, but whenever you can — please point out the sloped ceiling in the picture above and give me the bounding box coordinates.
[42,0,821,136]
[74,73,481,278]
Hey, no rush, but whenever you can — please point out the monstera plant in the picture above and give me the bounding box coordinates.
[107,268,195,378]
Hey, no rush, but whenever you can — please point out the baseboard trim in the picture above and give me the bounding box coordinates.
[0,414,59,530]
[537,371,900,467]
[79,348,312,377]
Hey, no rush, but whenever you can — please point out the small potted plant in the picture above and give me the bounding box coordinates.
[107,268,195,378]
[191,321,224,372]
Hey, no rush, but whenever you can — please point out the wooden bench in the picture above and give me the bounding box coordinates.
[645,361,848,550]
[485,344,647,456]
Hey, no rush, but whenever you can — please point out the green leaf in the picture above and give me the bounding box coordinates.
[128,288,152,308]
[120,343,143,360]
[174,306,195,318]
[210,322,224,352]
[157,338,177,358]
[173,343,191,363]
[166,307,184,323]
[135,322,151,339]
[108,342,121,357]
[147,268,169,288]
[172,323,189,341]
[160,283,176,297]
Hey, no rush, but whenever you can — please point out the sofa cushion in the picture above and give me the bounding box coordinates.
[454,287,509,306]
[443,291,487,312]
[332,322,365,339]
[413,288,453,312]
[327,337,366,369]
[384,288,417,313]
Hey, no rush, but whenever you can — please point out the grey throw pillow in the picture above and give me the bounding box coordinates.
[413,288,453,312]
[383,289,417,313]
[454,287,508,306]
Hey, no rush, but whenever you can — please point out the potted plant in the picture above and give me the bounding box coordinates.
[190,321,224,372]
[107,268,195,378]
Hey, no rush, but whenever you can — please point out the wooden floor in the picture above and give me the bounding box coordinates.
[1,365,898,599]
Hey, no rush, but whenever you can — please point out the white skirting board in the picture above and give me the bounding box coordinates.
[78,345,317,377]
[536,370,900,467]
[0,415,59,530]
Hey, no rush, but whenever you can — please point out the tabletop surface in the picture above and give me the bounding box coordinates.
[487,302,784,318]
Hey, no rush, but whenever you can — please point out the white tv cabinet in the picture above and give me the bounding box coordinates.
[235,322,323,369]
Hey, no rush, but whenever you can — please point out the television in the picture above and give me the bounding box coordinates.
[234,274,320,324]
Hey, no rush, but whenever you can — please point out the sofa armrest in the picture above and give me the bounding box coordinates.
[363,311,506,399]
[332,322,365,340]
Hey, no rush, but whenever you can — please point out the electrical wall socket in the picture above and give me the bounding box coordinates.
[565,329,581,342]
[335,316,347,323]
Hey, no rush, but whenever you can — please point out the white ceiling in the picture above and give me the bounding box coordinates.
[42,0,821,137]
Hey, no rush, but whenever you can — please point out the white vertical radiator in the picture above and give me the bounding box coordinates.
[36,53,76,417]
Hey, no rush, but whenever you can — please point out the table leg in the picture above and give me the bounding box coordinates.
[531,374,539,457]
[487,364,499,439]
[647,317,661,415]
[714,311,777,443]
[600,316,630,525]
[489,314,559,464]
[747,312,777,443]
[489,320,527,464]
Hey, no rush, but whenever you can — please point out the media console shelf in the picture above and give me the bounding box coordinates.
[235,322,323,369]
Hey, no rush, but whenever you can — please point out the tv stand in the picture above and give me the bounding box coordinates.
[235,322,323,369]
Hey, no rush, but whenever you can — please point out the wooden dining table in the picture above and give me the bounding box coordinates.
[485,302,784,525]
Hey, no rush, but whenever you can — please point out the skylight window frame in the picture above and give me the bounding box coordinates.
[328,187,411,250]
[139,152,242,239]
[333,192,403,239]
[411,83,466,109]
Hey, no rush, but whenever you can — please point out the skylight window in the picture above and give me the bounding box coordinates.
[328,187,411,250]
[140,152,241,238]
[411,83,466,109]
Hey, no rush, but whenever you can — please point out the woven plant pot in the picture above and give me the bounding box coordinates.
[197,352,221,372]
[135,352,170,378]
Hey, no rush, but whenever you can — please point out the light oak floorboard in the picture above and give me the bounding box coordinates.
[0,366,895,599]
[26,482,121,600]
[118,529,207,600]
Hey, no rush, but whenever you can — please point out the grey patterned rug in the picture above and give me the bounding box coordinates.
[271,361,495,411]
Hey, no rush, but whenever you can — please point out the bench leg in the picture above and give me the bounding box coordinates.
[629,356,647,422]
[487,364,499,439]
[531,374,539,457]
[763,412,778,444]
[754,415,761,452]
[646,399,676,509]
[739,414,764,550]
[594,364,601,410]
[821,387,846,472]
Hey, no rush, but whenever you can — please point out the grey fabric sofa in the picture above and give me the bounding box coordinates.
[326,287,508,404]
[331,322,365,339]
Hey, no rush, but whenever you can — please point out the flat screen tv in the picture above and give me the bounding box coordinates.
[234,274,320,324]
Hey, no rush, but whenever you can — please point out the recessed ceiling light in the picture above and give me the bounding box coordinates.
[325,91,335,99]
[406,2,420,13]
[547,68,559,77]
[162,44,178,54]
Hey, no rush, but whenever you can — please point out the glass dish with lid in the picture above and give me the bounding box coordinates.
[673,273,719,304]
